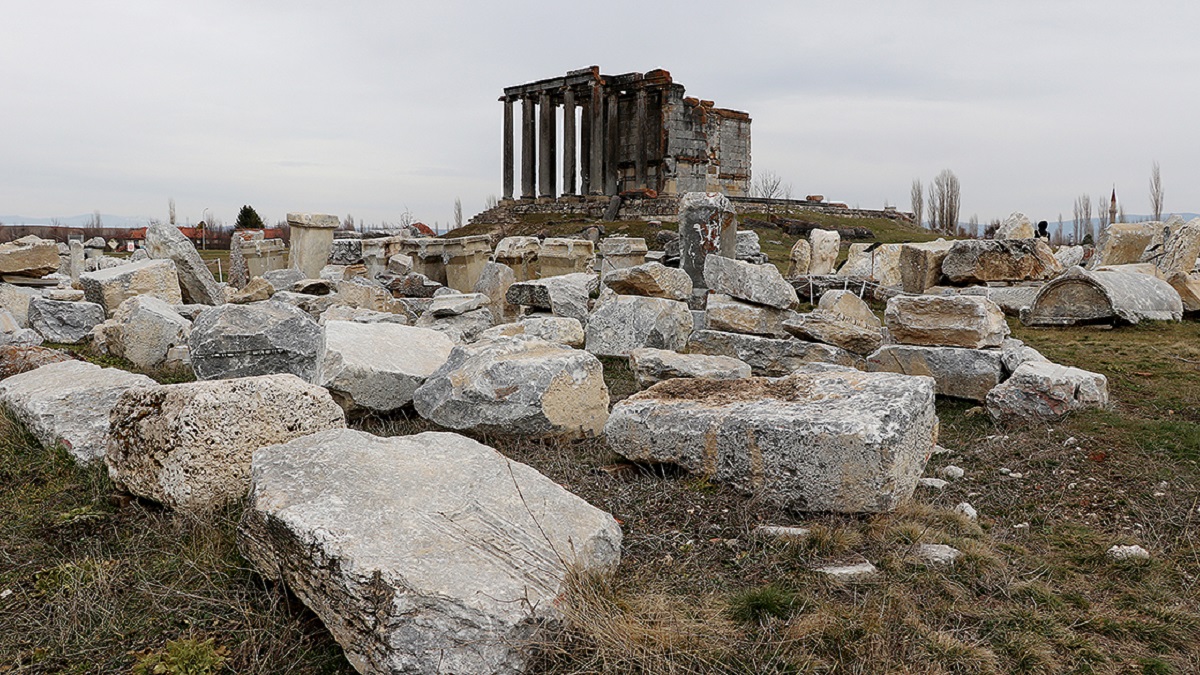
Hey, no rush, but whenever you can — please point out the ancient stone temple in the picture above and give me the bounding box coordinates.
[500,66,751,201]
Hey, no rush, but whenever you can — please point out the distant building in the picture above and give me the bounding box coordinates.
[499,66,751,200]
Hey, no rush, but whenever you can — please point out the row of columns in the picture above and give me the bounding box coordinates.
[502,87,649,200]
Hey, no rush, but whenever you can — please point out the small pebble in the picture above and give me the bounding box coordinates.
[939,465,965,480]
[1009,472,1023,479]
[998,468,1011,475]
[1063,436,1077,446]
[914,543,961,566]
[955,502,978,521]
[815,561,878,580]
[918,477,948,490]
[1106,544,1150,561]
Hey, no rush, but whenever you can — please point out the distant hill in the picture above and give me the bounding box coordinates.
[0,214,153,229]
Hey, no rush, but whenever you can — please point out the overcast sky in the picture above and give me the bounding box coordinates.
[3,1,1198,229]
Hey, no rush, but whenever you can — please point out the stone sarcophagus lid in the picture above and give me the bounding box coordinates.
[1020,267,1182,326]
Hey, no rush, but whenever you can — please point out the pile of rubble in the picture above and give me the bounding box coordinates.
[0,200,1158,674]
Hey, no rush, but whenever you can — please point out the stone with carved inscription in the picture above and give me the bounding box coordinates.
[189,301,325,383]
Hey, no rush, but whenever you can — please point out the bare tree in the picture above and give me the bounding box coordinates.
[967,214,979,238]
[1118,203,1126,223]
[168,198,176,225]
[910,179,924,229]
[1072,194,1092,245]
[1096,196,1111,231]
[484,194,498,210]
[1149,160,1163,221]
[928,169,960,233]
[751,170,785,200]
[453,198,463,230]
[1057,213,1064,243]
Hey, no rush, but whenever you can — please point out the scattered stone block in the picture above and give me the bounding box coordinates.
[986,361,1108,422]
[1054,245,1086,269]
[899,240,954,293]
[836,243,874,277]
[319,321,454,414]
[106,374,345,511]
[237,428,621,675]
[602,262,692,301]
[80,259,183,315]
[144,222,224,305]
[286,213,340,279]
[0,283,40,328]
[493,236,541,281]
[993,212,1035,239]
[606,368,938,512]
[0,237,60,277]
[786,238,812,277]
[262,268,307,293]
[0,360,155,463]
[472,262,518,323]
[628,347,750,389]
[914,543,961,566]
[426,293,489,318]
[885,295,1009,349]
[816,562,879,580]
[478,316,584,348]
[1021,267,1182,326]
[189,301,325,383]
[687,329,862,376]
[817,289,880,327]
[0,345,74,381]
[1000,338,1049,376]
[107,296,192,370]
[414,307,495,343]
[1092,222,1159,267]
[784,312,882,356]
[598,237,648,274]
[707,293,792,338]
[227,276,274,304]
[866,344,1003,402]
[506,272,597,326]
[753,525,811,540]
[1157,217,1200,275]
[942,239,1063,284]
[703,254,797,309]
[538,237,595,278]
[27,297,106,344]
[585,294,693,356]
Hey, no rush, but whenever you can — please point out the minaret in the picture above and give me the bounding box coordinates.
[1109,187,1118,224]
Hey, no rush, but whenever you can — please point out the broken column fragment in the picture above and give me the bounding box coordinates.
[678,192,737,288]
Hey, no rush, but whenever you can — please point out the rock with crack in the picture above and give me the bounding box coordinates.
[0,237,61,277]
[106,374,345,511]
[784,311,883,356]
[817,289,880,328]
[80,259,183,315]
[415,307,495,343]
[899,240,954,293]
[506,272,598,326]
[319,321,454,414]
[702,254,797,309]
[986,361,1108,422]
[941,238,1063,284]
[0,360,155,463]
[414,336,609,439]
[0,345,74,381]
[105,296,192,370]
[885,295,1009,348]
[993,212,1035,239]
[601,261,692,301]
[27,297,106,344]
[144,221,225,305]
[628,347,750,389]
[706,293,793,338]
[237,428,622,675]
[189,301,325,383]
[478,316,584,348]
[585,294,693,356]
[606,367,938,512]
[865,344,1003,402]
[687,329,862,376]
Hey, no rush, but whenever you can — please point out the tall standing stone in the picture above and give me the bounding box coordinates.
[678,192,737,287]
[68,240,84,283]
[286,213,340,279]
[808,229,841,275]
[144,222,225,305]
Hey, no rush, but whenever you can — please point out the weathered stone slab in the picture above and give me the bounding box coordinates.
[189,301,325,382]
[808,229,841,276]
[602,262,692,301]
[687,329,862,376]
[706,293,792,338]
[1157,217,1200,275]
[144,222,224,305]
[414,336,609,439]
[1092,222,1159,267]
[0,360,155,463]
[817,289,880,327]
[678,192,737,287]
[585,294,693,356]
[0,283,40,328]
[942,239,1063,284]
[703,254,797,309]
[107,296,191,370]
[1000,338,1049,376]
[286,213,340,279]
[506,272,597,326]
[478,316,585,348]
[986,361,1108,422]
[106,374,345,511]
[427,292,489,318]
[27,297,106,344]
[493,236,541,281]
[866,344,1003,401]
[598,237,648,274]
[0,345,73,381]
[415,307,495,343]
[262,268,307,293]
[1021,267,1182,326]
[227,276,274,304]
[472,261,518,323]
[899,240,954,293]
[783,311,883,356]
[0,238,59,277]
[320,321,454,414]
[628,347,750,389]
[786,238,812,277]
[836,243,873,277]
[237,428,621,675]
[80,259,183,315]
[994,212,1035,239]
[606,368,938,512]
[1166,271,1200,312]
[885,295,1009,348]
[1054,245,1086,269]
[538,237,594,278]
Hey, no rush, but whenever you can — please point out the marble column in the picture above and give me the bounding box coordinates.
[562,89,576,196]
[589,84,605,196]
[604,92,619,195]
[521,96,536,199]
[502,98,514,200]
[580,95,592,195]
[635,88,647,189]
[538,92,556,198]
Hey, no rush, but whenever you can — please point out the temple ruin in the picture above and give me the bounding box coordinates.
[500,66,751,201]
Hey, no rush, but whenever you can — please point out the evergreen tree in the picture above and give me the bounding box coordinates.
[235,205,265,229]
